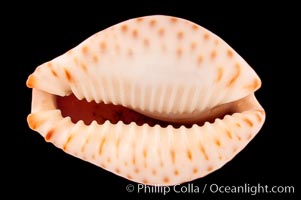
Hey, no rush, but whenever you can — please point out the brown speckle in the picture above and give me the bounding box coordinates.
[216,67,223,82]
[132,29,138,38]
[142,179,149,184]
[136,17,144,22]
[187,150,192,161]
[236,123,241,128]
[170,17,178,23]
[215,139,221,147]
[121,24,128,32]
[174,169,179,176]
[203,33,210,40]
[192,24,198,30]
[45,129,55,141]
[193,168,198,174]
[191,42,196,51]
[247,133,252,140]
[170,150,175,164]
[98,137,106,155]
[226,130,233,139]
[207,166,213,172]
[158,28,165,37]
[50,68,57,77]
[93,55,99,63]
[143,149,147,158]
[64,69,72,82]
[115,168,120,174]
[227,49,234,58]
[163,177,169,184]
[134,168,139,174]
[82,45,89,55]
[127,175,132,180]
[177,31,184,40]
[152,169,157,175]
[99,41,107,52]
[199,144,209,160]
[243,118,253,127]
[149,19,157,27]
[143,38,149,47]
[210,50,217,59]
[255,113,262,122]
[80,63,87,72]
[227,63,241,86]
[197,55,203,65]
[237,135,242,141]
[63,134,73,151]
[132,156,136,165]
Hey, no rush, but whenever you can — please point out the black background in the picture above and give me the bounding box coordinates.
[7,2,298,199]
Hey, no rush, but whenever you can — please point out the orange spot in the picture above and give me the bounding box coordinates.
[142,179,149,184]
[50,68,58,77]
[121,24,128,32]
[115,168,120,173]
[237,136,242,141]
[207,166,213,172]
[236,123,241,128]
[93,55,98,63]
[210,50,217,59]
[99,41,107,52]
[245,78,261,91]
[199,144,209,160]
[134,168,139,174]
[215,139,221,147]
[64,69,72,82]
[82,45,89,54]
[187,150,192,161]
[255,113,262,122]
[127,175,132,180]
[143,149,147,158]
[63,134,73,151]
[73,57,79,64]
[80,63,87,71]
[174,169,179,176]
[193,168,198,174]
[170,17,178,23]
[149,19,156,27]
[132,29,138,38]
[203,33,210,40]
[26,75,36,88]
[158,28,165,37]
[227,63,241,86]
[227,49,234,58]
[163,177,169,184]
[233,147,237,152]
[170,150,175,164]
[197,55,203,65]
[218,155,223,160]
[216,67,223,82]
[143,38,149,47]
[136,17,144,22]
[214,39,219,46]
[152,169,157,175]
[45,129,55,141]
[192,24,198,30]
[98,137,106,155]
[177,31,184,40]
[243,118,254,127]
[176,48,182,57]
[226,130,233,139]
[191,42,196,51]
[132,156,136,165]
[247,133,252,140]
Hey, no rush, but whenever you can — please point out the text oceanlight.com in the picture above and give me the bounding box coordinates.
[126,183,295,195]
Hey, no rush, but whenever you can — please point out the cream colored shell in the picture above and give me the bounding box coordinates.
[27,15,265,185]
